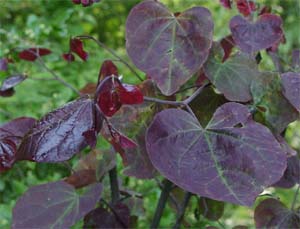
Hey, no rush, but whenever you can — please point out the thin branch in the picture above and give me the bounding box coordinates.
[173,192,192,229]
[76,35,143,82]
[144,96,184,106]
[109,166,120,204]
[291,184,300,210]
[151,179,173,228]
[183,82,208,105]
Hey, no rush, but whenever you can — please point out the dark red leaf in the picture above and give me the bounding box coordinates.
[0,58,8,71]
[236,0,256,17]
[119,84,144,105]
[18,97,101,162]
[254,199,300,228]
[0,88,15,97]
[0,117,36,172]
[62,53,75,62]
[0,74,27,92]
[80,82,97,95]
[220,35,235,62]
[65,169,96,189]
[219,0,232,9]
[70,38,88,61]
[72,0,81,4]
[83,202,130,228]
[259,6,272,16]
[12,181,102,229]
[98,60,118,83]
[230,14,283,53]
[19,48,51,61]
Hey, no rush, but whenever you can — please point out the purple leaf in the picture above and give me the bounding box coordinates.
[204,43,259,102]
[0,74,27,91]
[0,117,36,172]
[251,72,298,134]
[12,181,102,229]
[219,0,232,9]
[281,72,300,111]
[0,58,8,71]
[273,155,300,188]
[83,202,130,228]
[146,103,287,206]
[230,14,283,53]
[18,97,102,162]
[126,1,213,95]
[292,49,300,69]
[254,198,300,228]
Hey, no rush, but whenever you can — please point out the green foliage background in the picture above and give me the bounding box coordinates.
[0,0,299,228]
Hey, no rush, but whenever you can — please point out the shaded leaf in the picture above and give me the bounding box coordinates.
[204,43,259,102]
[281,72,300,111]
[83,202,130,228]
[0,88,15,97]
[254,198,300,228]
[146,103,287,206]
[230,14,283,53]
[220,35,235,62]
[292,49,300,69]
[198,197,224,221]
[19,48,51,61]
[126,1,213,95]
[273,155,300,188]
[12,181,102,229]
[80,82,97,95]
[18,97,101,162]
[251,72,299,134]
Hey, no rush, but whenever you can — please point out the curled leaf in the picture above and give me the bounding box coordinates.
[70,38,88,61]
[19,48,51,61]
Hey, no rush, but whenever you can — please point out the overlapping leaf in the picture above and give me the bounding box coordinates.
[204,43,259,102]
[146,103,287,206]
[251,72,299,134]
[126,1,213,95]
[18,97,101,162]
[230,14,283,53]
[254,198,300,228]
[281,72,300,111]
[12,181,102,229]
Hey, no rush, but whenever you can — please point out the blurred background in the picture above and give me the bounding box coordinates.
[0,0,299,228]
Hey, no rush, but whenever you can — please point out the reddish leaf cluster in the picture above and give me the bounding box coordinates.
[236,0,256,16]
[62,38,88,62]
[18,48,51,61]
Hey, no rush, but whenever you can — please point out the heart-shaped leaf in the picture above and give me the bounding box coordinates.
[126,1,213,95]
[204,43,259,102]
[281,72,300,111]
[18,97,101,162]
[146,103,286,206]
[230,14,283,53]
[254,198,300,228]
[12,181,102,229]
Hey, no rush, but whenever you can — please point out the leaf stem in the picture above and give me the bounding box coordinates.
[151,179,173,228]
[173,192,192,229]
[76,35,143,82]
[144,96,184,106]
[109,166,120,204]
[291,184,300,210]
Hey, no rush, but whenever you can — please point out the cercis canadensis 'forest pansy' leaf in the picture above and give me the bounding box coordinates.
[146,103,287,206]
[230,14,283,53]
[220,35,235,62]
[18,97,102,162]
[204,43,259,102]
[0,74,27,92]
[281,72,300,111]
[254,198,300,228]
[219,0,232,9]
[12,181,102,229]
[126,1,213,95]
[62,53,75,62]
[251,72,298,134]
[98,60,118,83]
[70,38,88,61]
[236,0,256,17]
[96,76,143,117]
[0,117,36,172]
[18,48,51,61]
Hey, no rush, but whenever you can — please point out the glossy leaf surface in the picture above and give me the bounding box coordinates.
[98,60,118,82]
[126,1,213,95]
[204,44,259,102]
[146,103,286,206]
[12,181,102,229]
[18,97,99,162]
[230,14,283,53]
[281,72,300,111]
[254,198,300,228]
